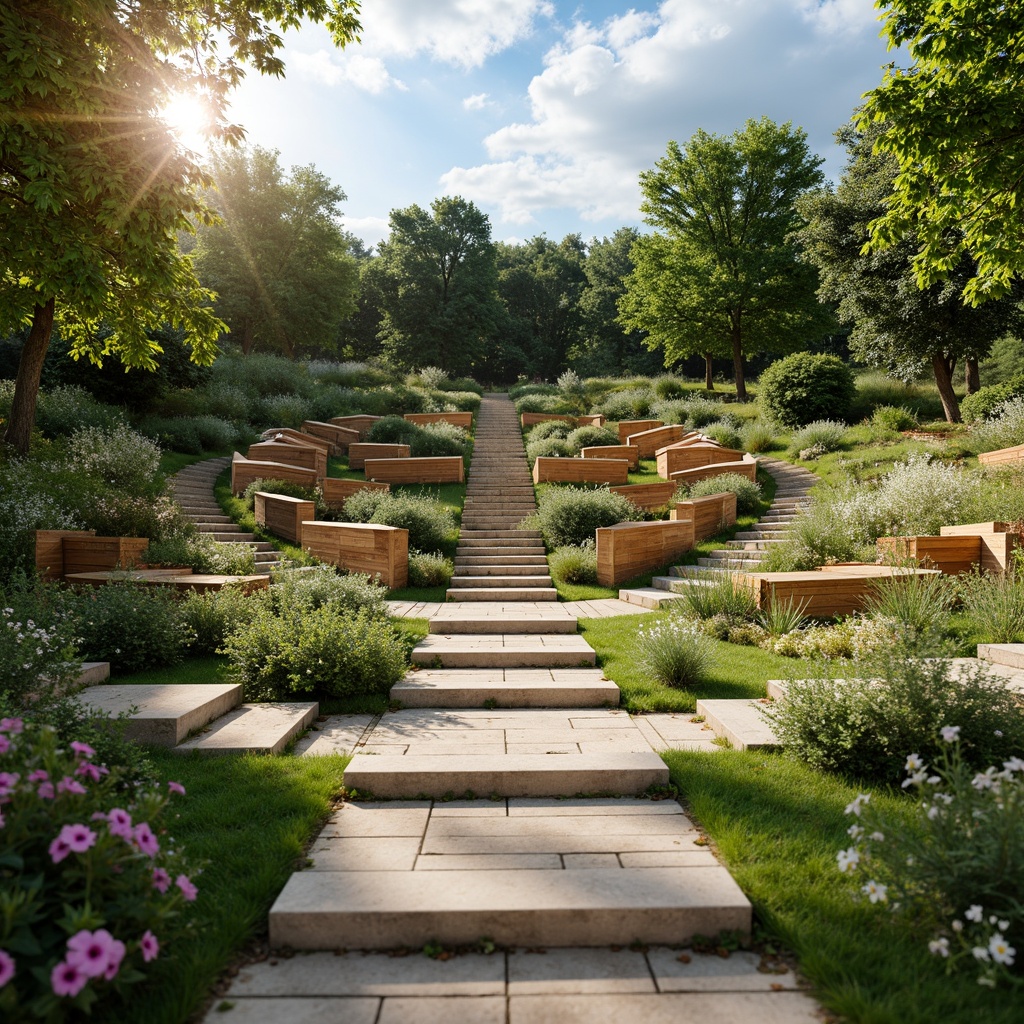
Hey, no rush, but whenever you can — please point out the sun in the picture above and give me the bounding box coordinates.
[159,90,212,154]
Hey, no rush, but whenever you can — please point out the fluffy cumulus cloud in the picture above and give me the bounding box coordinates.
[344,215,391,248]
[463,92,491,111]
[293,50,407,93]
[441,0,890,227]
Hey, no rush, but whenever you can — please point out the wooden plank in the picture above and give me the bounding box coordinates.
[978,442,1024,466]
[656,443,745,479]
[348,443,411,470]
[62,536,150,575]
[254,492,317,544]
[595,520,696,586]
[532,457,630,485]
[626,424,687,459]
[260,428,331,456]
[329,415,382,440]
[321,478,390,509]
[617,420,663,444]
[364,456,465,484]
[670,455,758,486]
[939,522,1013,536]
[580,445,640,470]
[670,492,738,543]
[608,482,677,512]
[301,421,360,454]
[247,441,326,481]
[403,412,473,429]
[35,529,94,580]
[300,521,408,588]
[876,535,983,576]
[231,452,318,495]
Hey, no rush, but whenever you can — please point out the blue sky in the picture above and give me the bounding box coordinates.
[225,0,896,249]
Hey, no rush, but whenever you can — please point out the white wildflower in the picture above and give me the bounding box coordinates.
[844,793,870,816]
[836,847,860,873]
[862,880,887,903]
[940,725,960,743]
[988,935,1015,966]
[928,937,950,958]
[965,905,984,923]
[905,753,924,772]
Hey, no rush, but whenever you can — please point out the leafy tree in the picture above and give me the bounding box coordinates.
[620,118,833,400]
[371,197,502,376]
[860,0,1024,305]
[192,146,359,358]
[795,124,1022,423]
[0,1,360,454]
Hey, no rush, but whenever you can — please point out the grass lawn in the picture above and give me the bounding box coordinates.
[666,749,1020,1024]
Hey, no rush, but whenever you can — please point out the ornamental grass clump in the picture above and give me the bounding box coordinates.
[836,733,1024,988]
[789,419,848,459]
[683,575,757,624]
[549,542,598,585]
[535,487,643,548]
[863,571,954,654]
[955,566,1024,643]
[0,719,198,1021]
[408,551,454,588]
[636,614,714,688]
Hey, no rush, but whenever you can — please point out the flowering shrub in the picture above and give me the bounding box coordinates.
[836,731,1023,988]
[0,600,81,707]
[636,614,714,688]
[0,720,197,1020]
[65,424,161,496]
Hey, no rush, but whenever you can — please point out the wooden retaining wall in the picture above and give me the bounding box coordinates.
[36,529,95,580]
[301,420,360,453]
[581,445,640,470]
[617,420,663,445]
[231,453,318,495]
[939,522,1023,573]
[300,521,408,588]
[321,478,390,508]
[261,428,331,456]
[61,535,150,576]
[532,457,629,485]
[978,442,1024,467]
[329,415,381,440]
[670,492,738,543]
[608,482,677,512]
[876,535,983,576]
[254,492,317,544]
[348,443,411,470]
[521,412,606,428]
[670,455,758,486]
[626,424,688,459]
[403,412,473,429]
[596,520,696,587]
[363,456,465,484]
[247,441,326,480]
[656,443,745,480]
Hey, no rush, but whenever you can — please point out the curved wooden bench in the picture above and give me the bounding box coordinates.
[248,441,326,481]
[364,456,465,484]
[656,442,744,479]
[670,455,758,486]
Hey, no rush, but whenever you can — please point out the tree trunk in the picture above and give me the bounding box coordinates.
[703,352,715,391]
[965,357,980,395]
[932,352,961,423]
[3,299,55,456]
[730,316,746,401]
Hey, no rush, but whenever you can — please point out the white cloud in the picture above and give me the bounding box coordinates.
[463,92,491,111]
[344,215,391,247]
[293,50,406,93]
[441,0,890,227]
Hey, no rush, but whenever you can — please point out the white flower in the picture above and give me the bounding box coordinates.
[972,770,997,791]
[1004,757,1024,773]
[862,880,888,903]
[928,937,950,958]
[847,824,864,839]
[999,920,1010,931]
[902,769,927,789]
[926,805,940,820]
[994,729,1004,738]
[837,847,861,873]
[952,920,963,933]
[905,753,924,772]
[972,946,991,962]
[965,905,984,923]
[869,831,885,842]
[940,725,960,743]
[988,934,1015,966]
[844,794,870,817]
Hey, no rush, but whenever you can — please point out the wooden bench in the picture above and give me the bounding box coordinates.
[670,454,758,486]
[596,520,696,586]
[348,443,411,470]
[939,521,1023,573]
[978,442,1024,467]
[64,570,269,595]
[247,441,327,481]
[260,428,331,456]
[532,457,630,485]
[36,530,149,580]
[36,529,95,580]
[521,412,606,428]
[608,482,677,512]
[404,412,473,429]
[656,442,745,479]
[617,419,663,444]
[627,424,688,459]
[581,445,640,470]
[670,492,738,543]
[363,456,465,484]
[301,420,360,454]
[231,452,318,495]
[321,478,390,509]
[330,415,381,440]
[254,492,317,544]
[300,521,408,589]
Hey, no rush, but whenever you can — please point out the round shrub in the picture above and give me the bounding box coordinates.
[653,376,685,400]
[65,424,162,495]
[549,543,598,585]
[343,492,456,553]
[636,615,715,688]
[526,436,576,464]
[566,425,619,452]
[595,387,653,421]
[514,393,574,415]
[410,422,468,458]
[870,405,918,434]
[179,585,268,656]
[269,564,389,618]
[789,419,848,458]
[740,419,777,453]
[684,473,763,515]
[36,385,124,438]
[365,415,420,447]
[243,477,320,512]
[256,392,309,428]
[535,487,643,548]
[527,420,573,442]
[758,352,856,427]
[342,487,392,524]
[702,420,742,450]
[960,372,1024,423]
[969,397,1024,454]
[408,550,454,588]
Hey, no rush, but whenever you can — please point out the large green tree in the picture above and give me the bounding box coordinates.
[860,0,1024,305]
[368,197,503,376]
[620,118,833,400]
[795,124,1022,423]
[192,146,359,358]
[0,1,360,453]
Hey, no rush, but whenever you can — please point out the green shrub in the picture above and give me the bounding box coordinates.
[138,415,239,455]
[740,419,777,453]
[269,564,389,618]
[257,392,310,428]
[307,359,384,388]
[433,389,481,411]
[683,473,763,515]
[211,352,309,400]
[36,385,124,437]
[870,405,918,433]
[789,419,848,458]
[66,424,162,495]
[960,372,1024,423]
[179,585,268,656]
[863,572,954,653]
[342,487,392,523]
[549,543,598,585]
[653,375,686,400]
[702,420,742,450]
[85,494,190,545]
[411,422,468,458]
[508,382,558,400]
[636,614,715,688]
[955,568,1024,643]
[970,397,1024,453]
[758,352,856,427]
[527,420,573,442]
[535,486,643,547]
[566,424,619,451]
[684,575,757,622]
[243,477,320,510]
[408,550,454,588]
[343,492,455,553]
[557,368,588,413]
[416,366,450,389]
[526,436,575,464]
[365,415,420,447]
[595,387,652,420]
[514,393,573,414]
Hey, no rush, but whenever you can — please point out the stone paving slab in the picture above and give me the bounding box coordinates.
[76,662,110,686]
[694,699,780,751]
[293,714,375,756]
[175,702,318,756]
[635,713,722,752]
[412,634,597,668]
[978,642,1024,672]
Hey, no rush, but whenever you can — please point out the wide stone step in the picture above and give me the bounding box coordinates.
[617,587,687,609]
[452,564,553,577]
[455,555,549,566]
[74,683,241,746]
[732,530,787,540]
[450,575,553,589]
[977,643,1024,670]
[412,634,593,667]
[190,516,234,525]
[392,667,618,707]
[206,531,257,543]
[428,614,577,635]
[694,698,780,751]
[175,702,319,755]
[697,555,764,568]
[726,539,787,550]
[460,529,544,539]
[457,537,547,549]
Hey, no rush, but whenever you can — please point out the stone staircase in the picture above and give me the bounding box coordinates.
[168,456,286,573]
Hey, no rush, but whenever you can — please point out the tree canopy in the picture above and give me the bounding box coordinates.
[0,0,360,453]
[860,0,1024,304]
[620,118,833,400]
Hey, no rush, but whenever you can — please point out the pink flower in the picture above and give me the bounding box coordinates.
[106,808,133,839]
[49,823,97,863]
[175,874,198,901]
[66,929,118,979]
[133,822,159,857]
[0,949,14,987]
[140,930,159,963]
[57,776,87,796]
[28,769,49,783]
[152,867,171,893]
[0,718,23,734]
[0,735,8,755]
[37,782,55,800]
[51,958,88,997]
[103,939,125,981]
[167,781,186,796]
[75,762,108,782]
[0,772,20,798]
[70,741,95,759]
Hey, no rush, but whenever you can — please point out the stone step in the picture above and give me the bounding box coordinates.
[451,565,552,579]
[697,555,764,568]
[412,634,594,667]
[392,667,618,707]
[455,555,549,566]
[205,531,258,543]
[74,683,241,746]
[460,529,544,539]
[617,587,687,609]
[190,516,234,525]
[732,530,787,540]
[450,575,553,589]
[726,539,787,550]
[429,615,577,634]
[674,565,733,579]
[977,643,1024,670]
[175,702,319,755]
[76,662,110,686]
[457,537,547,549]
[694,698,780,751]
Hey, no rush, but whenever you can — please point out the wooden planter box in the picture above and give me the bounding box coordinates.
[260,428,331,456]
[617,420,663,445]
[532,457,629,485]
[581,445,640,470]
[596,520,696,586]
[670,492,738,543]
[521,412,606,428]
[608,482,677,512]
[36,529,95,580]
[301,421,360,454]
[364,456,465,484]
[254,492,317,544]
[231,453,318,495]
[62,535,150,575]
[300,521,408,588]
[670,455,758,486]
[247,441,326,481]
[656,442,745,480]
[978,442,1024,467]
[626,424,688,459]
[321,478,390,509]
[329,415,381,440]
[348,443,411,470]
[876,535,983,576]
[939,522,1023,573]
[403,412,473,429]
